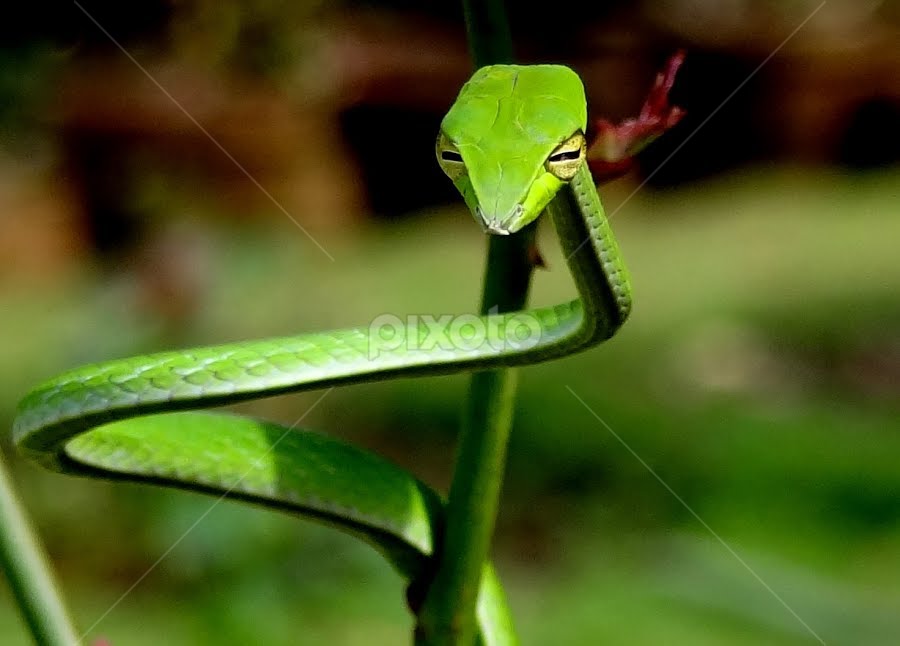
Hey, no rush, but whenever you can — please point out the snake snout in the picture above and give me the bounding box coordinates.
[475,205,523,236]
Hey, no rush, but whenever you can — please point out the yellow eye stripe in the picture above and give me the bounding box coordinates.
[435,133,466,180]
[436,131,585,183]
[545,132,585,180]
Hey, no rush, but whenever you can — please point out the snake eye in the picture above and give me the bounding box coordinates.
[548,149,580,163]
[546,132,585,180]
[436,133,467,180]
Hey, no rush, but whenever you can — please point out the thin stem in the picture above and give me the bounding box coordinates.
[0,449,80,645]
[461,0,515,66]
[416,369,519,646]
[416,1,533,643]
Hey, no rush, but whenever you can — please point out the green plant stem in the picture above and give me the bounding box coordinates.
[416,2,533,643]
[461,0,515,66]
[0,449,79,645]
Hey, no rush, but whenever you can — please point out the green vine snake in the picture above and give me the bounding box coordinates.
[13,64,632,643]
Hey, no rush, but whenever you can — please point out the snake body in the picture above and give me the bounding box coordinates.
[14,164,628,471]
[12,65,632,643]
[13,162,629,586]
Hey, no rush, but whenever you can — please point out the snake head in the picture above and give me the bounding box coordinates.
[436,64,588,235]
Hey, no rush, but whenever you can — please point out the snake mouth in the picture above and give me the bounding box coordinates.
[482,220,511,236]
[475,205,523,236]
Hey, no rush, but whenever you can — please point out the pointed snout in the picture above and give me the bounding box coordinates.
[475,204,525,236]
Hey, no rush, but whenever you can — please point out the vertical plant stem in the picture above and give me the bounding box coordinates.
[0,449,80,645]
[461,0,515,66]
[416,2,534,644]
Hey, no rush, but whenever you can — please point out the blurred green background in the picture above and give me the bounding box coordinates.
[1,1,899,644]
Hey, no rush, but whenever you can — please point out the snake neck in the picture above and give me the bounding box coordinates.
[548,162,632,346]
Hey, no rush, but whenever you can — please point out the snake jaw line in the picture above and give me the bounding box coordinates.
[475,205,524,236]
